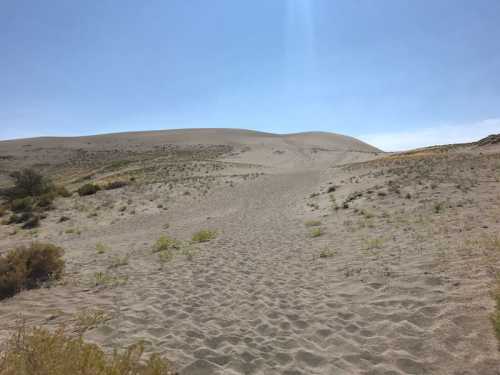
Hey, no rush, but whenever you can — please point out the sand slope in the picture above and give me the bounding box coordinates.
[0,130,499,374]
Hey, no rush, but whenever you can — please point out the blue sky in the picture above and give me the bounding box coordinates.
[1,0,499,150]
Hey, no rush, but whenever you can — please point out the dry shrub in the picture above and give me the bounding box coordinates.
[0,243,64,300]
[0,324,175,375]
[77,183,101,196]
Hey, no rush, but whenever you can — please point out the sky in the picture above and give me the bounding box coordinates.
[1,0,499,151]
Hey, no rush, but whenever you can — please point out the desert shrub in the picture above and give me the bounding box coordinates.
[319,248,336,258]
[191,229,217,243]
[0,324,174,375]
[36,191,56,208]
[10,197,34,213]
[309,227,323,238]
[153,235,181,253]
[0,243,64,300]
[55,185,72,197]
[77,183,101,196]
[4,169,52,199]
[7,212,33,224]
[104,180,129,190]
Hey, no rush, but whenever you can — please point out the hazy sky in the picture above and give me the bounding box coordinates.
[1,0,499,150]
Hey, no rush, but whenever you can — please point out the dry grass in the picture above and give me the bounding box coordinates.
[0,323,175,375]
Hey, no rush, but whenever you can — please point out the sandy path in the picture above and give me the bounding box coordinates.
[75,167,457,374]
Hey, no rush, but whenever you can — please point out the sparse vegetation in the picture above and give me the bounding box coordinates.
[96,242,109,254]
[153,235,181,253]
[0,243,65,300]
[191,229,217,243]
[93,272,128,287]
[319,248,336,258]
[104,180,129,190]
[309,227,323,238]
[0,323,174,374]
[77,183,101,196]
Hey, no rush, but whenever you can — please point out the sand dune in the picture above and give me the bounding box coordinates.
[0,130,499,374]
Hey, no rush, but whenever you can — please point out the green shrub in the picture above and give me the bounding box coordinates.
[0,324,174,375]
[152,235,181,253]
[10,197,34,213]
[0,243,64,300]
[77,183,101,197]
[309,227,323,238]
[4,169,52,199]
[191,229,217,243]
[37,191,56,208]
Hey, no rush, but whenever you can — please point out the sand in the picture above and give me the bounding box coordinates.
[0,129,499,374]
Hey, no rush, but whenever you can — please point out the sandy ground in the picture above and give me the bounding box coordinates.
[0,129,499,374]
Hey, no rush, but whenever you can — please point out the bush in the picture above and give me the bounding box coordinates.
[4,169,52,199]
[104,180,129,190]
[55,185,72,197]
[153,235,181,253]
[77,183,101,196]
[191,229,217,243]
[37,191,56,208]
[10,197,34,213]
[0,324,175,375]
[0,243,64,300]
[309,227,323,238]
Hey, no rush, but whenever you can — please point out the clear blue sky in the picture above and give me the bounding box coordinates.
[1,0,499,150]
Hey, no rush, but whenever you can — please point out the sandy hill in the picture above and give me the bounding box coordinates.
[0,130,499,375]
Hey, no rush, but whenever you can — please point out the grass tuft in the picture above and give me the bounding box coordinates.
[191,229,217,243]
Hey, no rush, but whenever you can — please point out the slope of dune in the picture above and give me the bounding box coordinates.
[1,130,499,375]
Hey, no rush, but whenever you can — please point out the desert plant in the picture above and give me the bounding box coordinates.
[4,169,52,199]
[0,323,174,375]
[77,183,101,197]
[74,309,110,333]
[319,248,336,258]
[309,227,323,238]
[0,243,64,300]
[10,197,34,213]
[191,229,217,243]
[96,242,108,254]
[304,220,322,227]
[55,185,72,198]
[153,235,181,253]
